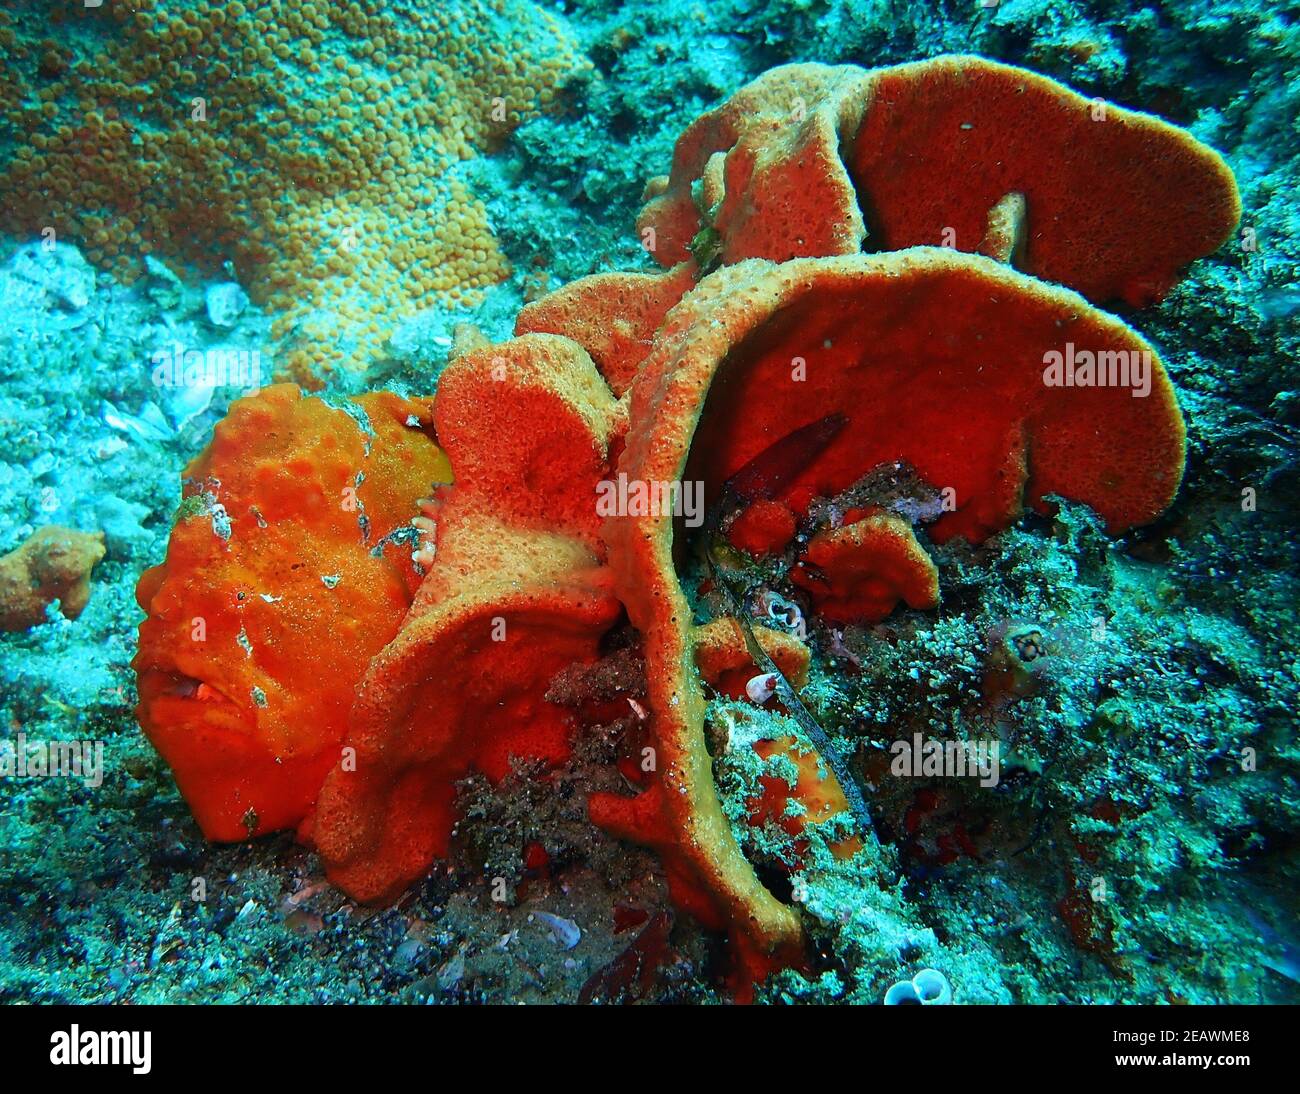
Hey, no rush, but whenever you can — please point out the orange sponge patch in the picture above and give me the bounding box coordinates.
[314,580,620,904]
[312,329,626,902]
[692,617,810,699]
[749,736,864,864]
[727,498,798,557]
[790,511,939,624]
[638,57,1239,307]
[673,252,1185,543]
[514,263,698,397]
[849,57,1241,305]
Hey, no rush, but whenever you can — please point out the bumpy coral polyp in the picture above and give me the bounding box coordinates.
[0,1,591,382]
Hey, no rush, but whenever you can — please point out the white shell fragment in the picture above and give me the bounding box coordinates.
[745,672,778,704]
[533,911,581,950]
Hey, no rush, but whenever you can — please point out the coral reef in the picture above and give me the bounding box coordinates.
[124,51,1242,995]
[3,0,1296,1009]
[0,525,105,631]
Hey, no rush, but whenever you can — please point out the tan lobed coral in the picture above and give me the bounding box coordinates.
[0,525,106,632]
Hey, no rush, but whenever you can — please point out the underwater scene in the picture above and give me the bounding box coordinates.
[0,0,1297,1014]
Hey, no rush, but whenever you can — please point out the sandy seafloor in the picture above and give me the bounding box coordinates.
[1,0,1297,1004]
